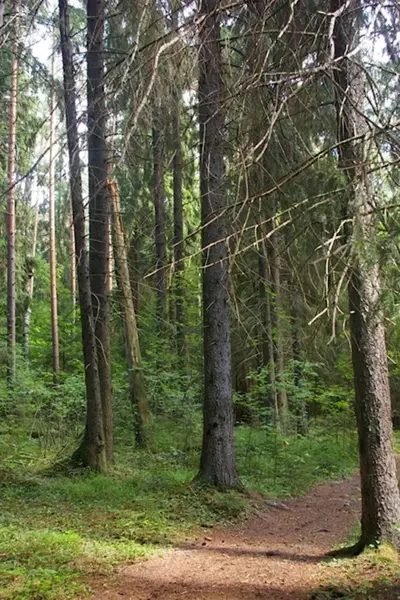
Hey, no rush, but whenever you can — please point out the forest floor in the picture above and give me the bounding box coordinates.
[87,469,400,600]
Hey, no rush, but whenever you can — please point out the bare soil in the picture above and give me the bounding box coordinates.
[88,473,362,600]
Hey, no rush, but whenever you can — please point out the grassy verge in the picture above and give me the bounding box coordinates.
[0,418,358,600]
[313,545,400,599]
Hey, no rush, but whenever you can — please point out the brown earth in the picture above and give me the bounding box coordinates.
[88,473,362,600]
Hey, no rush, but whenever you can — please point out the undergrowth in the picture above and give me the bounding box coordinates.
[0,417,358,600]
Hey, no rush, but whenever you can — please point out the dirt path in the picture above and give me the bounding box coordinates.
[89,474,361,600]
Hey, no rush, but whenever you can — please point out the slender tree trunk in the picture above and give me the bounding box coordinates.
[258,242,279,424]
[58,0,106,472]
[172,3,185,362]
[49,58,60,383]
[7,0,20,385]
[128,234,140,316]
[152,110,167,331]
[68,198,76,316]
[268,199,289,430]
[108,179,151,446]
[87,0,113,464]
[290,291,307,436]
[23,201,39,365]
[332,0,400,551]
[196,0,239,489]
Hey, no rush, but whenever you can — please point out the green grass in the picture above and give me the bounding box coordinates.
[313,545,400,599]
[0,417,359,600]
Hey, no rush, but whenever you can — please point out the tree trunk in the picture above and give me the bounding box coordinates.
[172,3,185,363]
[196,0,239,489]
[268,199,289,430]
[87,0,113,464]
[108,179,151,446]
[291,291,307,436]
[152,111,167,331]
[128,234,140,316]
[258,242,279,425]
[58,0,106,472]
[7,0,20,385]
[68,198,76,316]
[49,58,60,383]
[23,201,39,365]
[332,0,400,550]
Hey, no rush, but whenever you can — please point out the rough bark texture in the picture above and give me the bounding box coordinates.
[49,63,60,382]
[7,0,20,385]
[152,111,167,331]
[108,179,150,447]
[196,0,239,489]
[87,0,113,464]
[333,0,400,549]
[59,0,106,472]
[258,242,279,424]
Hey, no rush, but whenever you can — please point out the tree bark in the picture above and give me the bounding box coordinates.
[196,0,239,489]
[258,242,279,425]
[268,199,289,430]
[291,291,308,436]
[49,57,60,383]
[128,234,140,316]
[152,110,167,331]
[87,0,113,464]
[171,3,185,363]
[108,179,151,446]
[58,0,106,472]
[332,0,400,550]
[68,198,76,316]
[23,200,39,365]
[7,0,20,385]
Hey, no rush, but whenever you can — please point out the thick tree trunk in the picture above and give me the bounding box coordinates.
[23,201,39,364]
[49,59,60,383]
[7,0,20,385]
[268,200,289,430]
[108,179,151,446]
[87,0,113,464]
[152,112,167,331]
[332,0,400,550]
[58,0,106,472]
[196,0,239,489]
[258,242,279,424]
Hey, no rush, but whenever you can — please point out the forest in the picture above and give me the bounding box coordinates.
[1,0,400,599]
